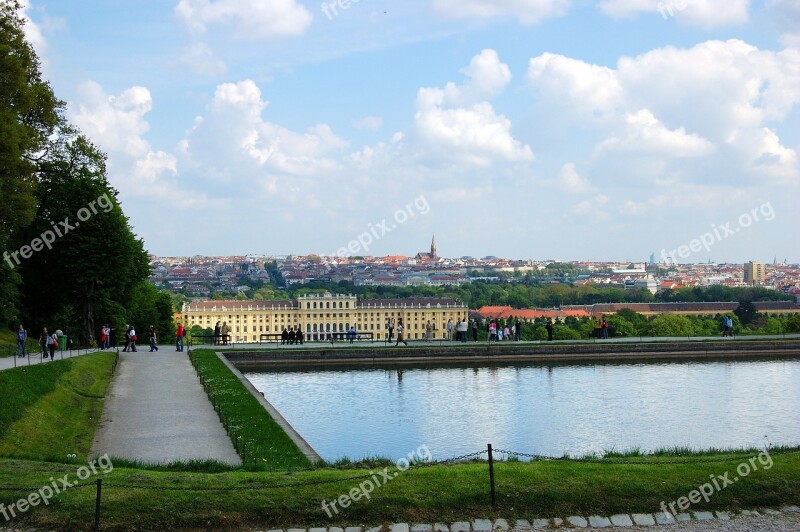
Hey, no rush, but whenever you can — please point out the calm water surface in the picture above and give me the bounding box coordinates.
[244,357,800,461]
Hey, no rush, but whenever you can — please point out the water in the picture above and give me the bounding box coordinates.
[243,357,800,462]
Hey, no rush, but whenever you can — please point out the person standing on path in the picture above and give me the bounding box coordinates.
[546,318,554,342]
[515,320,522,341]
[16,324,27,357]
[601,316,609,339]
[447,319,454,341]
[214,321,221,345]
[395,320,408,346]
[472,319,478,342]
[149,326,159,352]
[221,322,230,345]
[175,323,185,352]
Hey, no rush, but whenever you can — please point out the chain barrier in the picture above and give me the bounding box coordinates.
[492,448,800,466]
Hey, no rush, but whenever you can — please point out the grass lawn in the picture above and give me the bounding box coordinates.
[0,352,116,461]
[0,449,798,530]
[189,349,311,470]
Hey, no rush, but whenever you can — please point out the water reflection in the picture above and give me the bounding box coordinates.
[243,357,800,461]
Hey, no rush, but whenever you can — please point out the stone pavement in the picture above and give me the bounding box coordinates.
[91,349,241,465]
[256,507,800,532]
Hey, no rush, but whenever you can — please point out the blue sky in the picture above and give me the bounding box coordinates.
[20,0,800,262]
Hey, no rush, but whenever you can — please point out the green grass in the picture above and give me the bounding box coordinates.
[0,449,798,530]
[189,349,311,471]
[0,352,116,462]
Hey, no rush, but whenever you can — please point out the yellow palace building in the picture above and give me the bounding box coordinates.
[182,292,469,342]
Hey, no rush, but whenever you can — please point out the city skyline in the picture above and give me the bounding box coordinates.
[18,0,800,262]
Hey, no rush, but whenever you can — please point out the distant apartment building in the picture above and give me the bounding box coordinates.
[183,292,469,342]
[743,261,766,285]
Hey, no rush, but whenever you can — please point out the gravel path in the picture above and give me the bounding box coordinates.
[90,350,241,465]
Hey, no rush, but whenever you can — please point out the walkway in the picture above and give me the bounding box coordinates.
[91,350,241,465]
[0,347,102,371]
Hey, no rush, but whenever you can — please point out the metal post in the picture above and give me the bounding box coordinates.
[488,443,496,509]
[94,478,102,531]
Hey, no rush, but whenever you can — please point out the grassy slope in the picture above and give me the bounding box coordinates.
[190,349,311,470]
[0,352,116,461]
[0,451,798,530]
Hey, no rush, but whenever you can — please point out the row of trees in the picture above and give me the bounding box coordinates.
[236,278,793,312]
[490,307,800,341]
[1,1,173,345]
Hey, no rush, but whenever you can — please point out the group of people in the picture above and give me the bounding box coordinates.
[721,315,735,337]
[15,324,62,359]
[594,316,610,339]
[488,319,528,342]
[281,326,305,344]
[445,318,480,342]
[213,321,231,345]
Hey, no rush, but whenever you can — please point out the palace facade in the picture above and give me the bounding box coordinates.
[182,292,469,342]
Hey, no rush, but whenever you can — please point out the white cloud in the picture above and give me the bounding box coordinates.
[598,0,752,28]
[767,0,800,48]
[596,109,715,158]
[352,116,383,131]
[414,49,533,166]
[175,0,312,39]
[528,40,800,185]
[177,42,227,76]
[18,0,46,52]
[558,163,591,194]
[180,80,348,192]
[69,82,182,200]
[528,53,622,123]
[432,0,570,25]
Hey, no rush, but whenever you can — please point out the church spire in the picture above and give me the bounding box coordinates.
[431,233,437,258]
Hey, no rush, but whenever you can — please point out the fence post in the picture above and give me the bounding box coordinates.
[487,443,496,509]
[94,478,102,531]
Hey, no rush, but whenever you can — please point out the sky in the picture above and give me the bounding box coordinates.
[18,0,800,262]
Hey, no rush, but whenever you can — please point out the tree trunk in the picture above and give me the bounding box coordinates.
[84,280,95,344]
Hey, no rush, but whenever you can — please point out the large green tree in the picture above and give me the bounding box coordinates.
[13,134,150,343]
[0,0,63,325]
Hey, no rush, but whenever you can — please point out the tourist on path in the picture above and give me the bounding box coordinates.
[472,319,478,341]
[129,325,138,352]
[447,319,454,341]
[149,326,159,352]
[425,320,433,342]
[387,318,394,342]
[459,319,468,343]
[546,318,554,342]
[48,329,57,359]
[175,323,185,352]
[16,324,27,357]
[515,320,522,341]
[39,327,49,358]
[601,316,609,339]
[214,321,221,345]
[395,321,408,346]
[221,322,230,345]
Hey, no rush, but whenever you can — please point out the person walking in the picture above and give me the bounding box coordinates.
[122,324,130,352]
[546,318,554,341]
[387,318,394,343]
[515,320,522,341]
[601,316,609,339]
[48,329,57,359]
[129,325,138,352]
[176,323,185,352]
[39,327,49,358]
[489,320,497,343]
[16,324,27,357]
[447,319,454,341]
[504,325,511,341]
[214,321,221,345]
[459,319,468,343]
[395,320,408,346]
[472,319,478,342]
[149,325,159,352]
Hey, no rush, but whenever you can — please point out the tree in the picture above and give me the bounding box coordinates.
[733,300,759,326]
[647,314,695,337]
[0,1,64,324]
[14,134,150,343]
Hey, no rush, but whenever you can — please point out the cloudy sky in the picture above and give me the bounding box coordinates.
[20,0,800,262]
